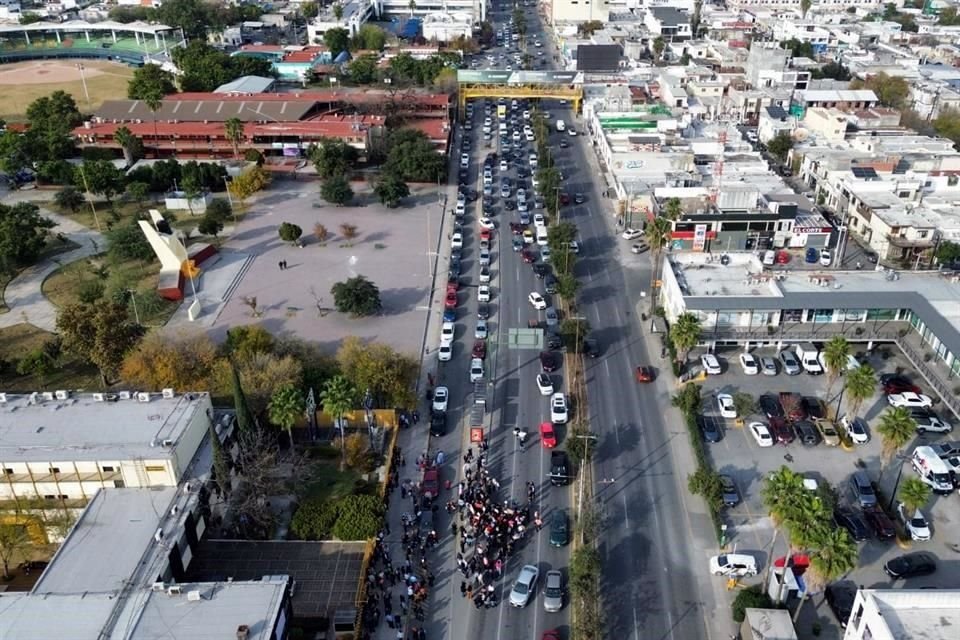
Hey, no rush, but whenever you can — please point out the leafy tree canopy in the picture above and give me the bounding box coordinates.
[321,175,354,205]
[852,72,911,109]
[310,138,359,178]
[56,302,143,386]
[766,132,794,162]
[384,129,445,182]
[332,275,381,316]
[933,108,960,150]
[173,41,274,92]
[352,24,387,51]
[128,64,177,100]
[373,172,410,208]
[0,202,55,273]
[324,27,350,57]
[810,61,851,81]
[780,38,815,59]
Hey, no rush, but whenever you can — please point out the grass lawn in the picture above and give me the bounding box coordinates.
[0,62,133,121]
[42,253,180,327]
[301,458,361,503]
[55,200,160,232]
[0,236,81,314]
[0,323,101,392]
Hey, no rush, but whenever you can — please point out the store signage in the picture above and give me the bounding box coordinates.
[456,70,581,85]
[625,160,645,169]
[693,224,708,251]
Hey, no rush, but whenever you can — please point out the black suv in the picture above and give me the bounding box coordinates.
[430,411,446,437]
[549,451,570,486]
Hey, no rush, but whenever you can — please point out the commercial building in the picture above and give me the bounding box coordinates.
[658,252,960,417]
[549,0,609,25]
[73,90,452,160]
[843,589,960,640]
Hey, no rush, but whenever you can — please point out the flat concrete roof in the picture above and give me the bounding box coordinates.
[186,540,365,618]
[669,253,781,298]
[0,392,209,463]
[862,589,960,640]
[33,487,178,595]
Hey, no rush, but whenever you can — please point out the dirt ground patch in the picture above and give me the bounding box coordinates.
[0,59,133,119]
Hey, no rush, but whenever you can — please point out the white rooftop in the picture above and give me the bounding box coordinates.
[32,487,178,595]
[858,589,960,640]
[668,253,782,297]
[0,391,209,463]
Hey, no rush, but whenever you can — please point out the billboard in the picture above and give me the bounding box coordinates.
[576,44,621,72]
[457,70,582,85]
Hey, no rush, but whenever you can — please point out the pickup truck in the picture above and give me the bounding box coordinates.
[794,343,822,375]
[549,451,570,486]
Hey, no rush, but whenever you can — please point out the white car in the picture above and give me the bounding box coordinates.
[531,174,540,187]
[509,564,539,607]
[525,130,535,141]
[478,285,491,302]
[888,392,933,409]
[479,266,491,283]
[709,553,758,577]
[536,373,554,396]
[518,200,529,212]
[523,110,531,119]
[622,228,643,240]
[451,232,463,249]
[517,188,527,201]
[432,386,449,413]
[840,414,870,444]
[529,153,538,167]
[500,159,508,171]
[479,217,496,230]
[460,153,469,168]
[898,503,931,542]
[820,249,832,266]
[438,344,453,362]
[567,127,577,137]
[470,358,485,382]
[550,392,568,424]
[440,322,455,346]
[475,319,488,339]
[748,422,774,447]
[455,202,465,216]
[717,393,737,419]
[528,292,547,310]
[738,353,759,376]
[533,213,546,227]
[478,249,491,266]
[700,354,722,375]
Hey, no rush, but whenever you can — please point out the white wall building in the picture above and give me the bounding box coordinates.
[550,0,609,24]
[0,391,214,506]
[376,0,486,23]
[726,0,882,9]
[843,589,960,640]
[422,11,473,41]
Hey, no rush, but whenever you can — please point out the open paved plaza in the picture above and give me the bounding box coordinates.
[208,184,444,356]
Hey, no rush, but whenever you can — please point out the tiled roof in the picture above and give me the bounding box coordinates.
[169,90,452,108]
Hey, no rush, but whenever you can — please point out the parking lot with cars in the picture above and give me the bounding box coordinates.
[692,343,960,633]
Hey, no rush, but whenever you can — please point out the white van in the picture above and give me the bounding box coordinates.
[912,445,955,494]
[555,120,566,132]
[536,227,548,246]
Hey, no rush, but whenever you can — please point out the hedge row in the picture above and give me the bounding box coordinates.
[291,493,384,541]
[678,390,724,544]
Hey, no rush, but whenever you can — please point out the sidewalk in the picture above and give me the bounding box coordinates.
[0,206,105,332]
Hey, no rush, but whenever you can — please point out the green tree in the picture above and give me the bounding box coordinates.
[811,61,851,81]
[373,172,410,208]
[760,466,808,593]
[842,364,877,419]
[555,273,580,300]
[321,374,357,468]
[822,336,851,399]
[232,362,257,433]
[898,476,931,512]
[113,126,141,167]
[332,275,381,316]
[278,222,303,245]
[0,129,30,175]
[354,24,387,51]
[209,420,232,498]
[687,467,723,510]
[22,91,82,164]
[671,382,702,416]
[933,108,960,149]
[268,383,304,449]
[0,202,55,274]
[333,2,344,21]
[732,585,773,623]
[126,181,151,210]
[156,0,212,38]
[105,220,154,262]
[793,527,858,622]
[205,197,233,223]
[578,20,604,37]
[384,129,445,182]
[347,55,379,84]
[224,118,245,159]
[935,239,960,265]
[801,0,812,18]
[653,37,666,61]
[127,64,177,100]
[81,160,126,202]
[172,40,274,92]
[228,166,271,201]
[198,214,224,238]
[670,313,702,364]
[0,524,31,580]
[876,406,916,461]
[645,215,672,290]
[310,138,359,178]
[663,197,682,221]
[56,302,143,386]
[853,72,910,109]
[54,186,85,213]
[559,317,591,353]
[780,38,815,58]
[324,27,350,56]
[321,175,354,206]
[767,132,794,162]
[16,349,56,386]
[546,221,578,275]
[732,392,756,420]
[301,1,319,18]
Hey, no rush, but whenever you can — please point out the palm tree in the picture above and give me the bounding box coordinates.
[321,375,357,469]
[408,0,417,17]
[663,197,682,221]
[793,527,858,622]
[670,312,702,365]
[898,477,931,512]
[333,2,344,21]
[876,406,916,487]
[645,215,672,292]
[113,126,137,167]
[224,117,245,159]
[785,495,829,550]
[268,384,304,451]
[760,466,807,592]
[142,90,164,158]
[842,364,876,419]
[801,0,812,19]
[822,336,850,400]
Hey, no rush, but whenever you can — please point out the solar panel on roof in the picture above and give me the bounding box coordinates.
[851,167,877,179]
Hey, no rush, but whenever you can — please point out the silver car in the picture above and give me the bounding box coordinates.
[509,564,539,607]
[543,569,563,612]
[779,350,802,375]
[544,306,559,327]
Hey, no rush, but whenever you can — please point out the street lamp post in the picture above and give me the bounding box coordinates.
[575,432,598,542]
[76,63,91,109]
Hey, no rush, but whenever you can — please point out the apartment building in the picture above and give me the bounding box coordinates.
[550,0,609,24]
[726,0,882,9]
[843,589,960,640]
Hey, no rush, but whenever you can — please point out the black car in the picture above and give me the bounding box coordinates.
[802,397,825,421]
[544,274,557,294]
[574,193,585,204]
[759,394,786,419]
[834,509,870,542]
[540,351,558,372]
[559,138,569,148]
[450,247,462,261]
[698,415,723,443]
[477,303,490,320]
[863,506,896,540]
[544,331,563,350]
[795,420,820,446]
[430,411,446,436]
[719,474,740,507]
[825,581,858,628]
[884,551,937,579]
[582,338,600,358]
[549,451,570,486]
[533,263,550,279]
[503,199,515,211]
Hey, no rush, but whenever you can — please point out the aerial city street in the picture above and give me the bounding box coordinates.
[1,1,960,640]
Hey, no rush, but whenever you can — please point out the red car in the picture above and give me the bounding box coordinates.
[540,351,558,372]
[446,279,459,292]
[422,466,440,498]
[540,421,557,448]
[472,339,487,359]
[559,192,571,206]
[543,632,561,640]
[635,366,655,383]
[880,374,921,395]
[480,228,493,242]
[775,250,790,265]
[521,249,536,263]
[770,418,795,445]
[444,289,458,309]
[509,222,525,235]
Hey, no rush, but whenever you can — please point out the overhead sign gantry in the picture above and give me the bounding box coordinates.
[456,70,584,114]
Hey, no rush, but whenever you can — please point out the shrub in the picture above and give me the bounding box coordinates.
[77,280,106,303]
[344,433,374,471]
[290,497,340,540]
[331,494,383,541]
[732,585,774,623]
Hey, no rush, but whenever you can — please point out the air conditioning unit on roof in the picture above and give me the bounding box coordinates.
[55,390,69,400]
[118,391,132,400]
[162,388,175,399]
[138,392,151,402]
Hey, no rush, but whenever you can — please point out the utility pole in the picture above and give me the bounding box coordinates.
[575,431,598,543]
[77,164,102,232]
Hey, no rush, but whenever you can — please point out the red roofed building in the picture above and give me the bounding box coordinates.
[73,90,452,160]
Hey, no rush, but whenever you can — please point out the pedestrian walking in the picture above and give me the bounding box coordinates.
[278,261,284,270]
[385,613,395,629]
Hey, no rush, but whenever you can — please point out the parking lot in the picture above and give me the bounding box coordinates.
[694,343,960,636]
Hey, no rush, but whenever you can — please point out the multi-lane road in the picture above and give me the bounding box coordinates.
[419,4,713,640]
